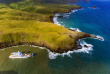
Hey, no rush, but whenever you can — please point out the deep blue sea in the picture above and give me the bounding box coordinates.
[1,1,110,74]
[52,1,110,74]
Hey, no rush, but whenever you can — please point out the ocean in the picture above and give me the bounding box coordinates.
[0,1,110,74]
[53,0,110,74]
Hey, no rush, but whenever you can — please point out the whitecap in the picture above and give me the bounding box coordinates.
[70,28,81,32]
[53,9,79,25]
[74,40,93,53]
[48,49,74,59]
[51,9,94,59]
[71,10,78,13]
[53,14,61,26]
[94,35,104,41]
[47,40,93,59]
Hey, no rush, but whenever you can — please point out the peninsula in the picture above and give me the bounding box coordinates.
[0,0,94,53]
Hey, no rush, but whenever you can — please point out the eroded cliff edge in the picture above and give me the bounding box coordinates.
[0,1,95,53]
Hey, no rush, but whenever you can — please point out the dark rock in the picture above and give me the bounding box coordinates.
[84,45,92,48]
[84,45,89,48]
[69,28,77,31]
[91,7,95,9]
[77,45,82,49]
[94,36,104,41]
[57,16,63,18]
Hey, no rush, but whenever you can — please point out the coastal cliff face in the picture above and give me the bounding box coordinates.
[0,0,93,53]
[0,20,93,53]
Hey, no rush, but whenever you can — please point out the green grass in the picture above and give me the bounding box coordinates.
[0,20,86,52]
[0,4,8,9]
[0,1,87,53]
[9,1,81,23]
[9,0,81,23]
[0,8,50,22]
[10,2,81,13]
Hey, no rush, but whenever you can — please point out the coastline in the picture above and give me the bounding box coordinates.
[53,9,94,54]
[0,5,98,53]
[52,8,104,54]
[0,1,110,74]
[49,6,82,22]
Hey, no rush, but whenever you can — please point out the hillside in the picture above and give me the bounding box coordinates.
[0,0,92,53]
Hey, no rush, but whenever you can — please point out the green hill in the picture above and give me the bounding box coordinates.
[0,0,92,53]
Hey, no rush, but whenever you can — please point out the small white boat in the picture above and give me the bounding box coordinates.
[9,51,34,58]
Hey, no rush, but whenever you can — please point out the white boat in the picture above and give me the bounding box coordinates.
[9,51,34,58]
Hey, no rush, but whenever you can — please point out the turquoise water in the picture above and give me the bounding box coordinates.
[1,1,110,74]
[54,1,110,74]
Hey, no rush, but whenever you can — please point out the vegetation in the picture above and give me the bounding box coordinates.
[0,0,90,53]
[0,19,86,52]
[0,4,7,9]
[9,1,81,22]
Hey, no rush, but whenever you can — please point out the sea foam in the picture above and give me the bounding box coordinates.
[95,35,104,41]
[70,28,81,32]
[74,40,93,53]
[47,40,93,59]
[50,9,94,59]
[1,9,103,60]
[53,14,61,26]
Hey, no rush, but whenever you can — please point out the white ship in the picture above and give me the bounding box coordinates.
[9,51,34,58]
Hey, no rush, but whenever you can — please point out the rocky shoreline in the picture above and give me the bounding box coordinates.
[49,6,82,22]
[0,32,97,53]
[51,7,103,53]
[0,6,102,53]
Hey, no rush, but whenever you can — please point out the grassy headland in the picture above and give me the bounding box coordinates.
[0,1,93,53]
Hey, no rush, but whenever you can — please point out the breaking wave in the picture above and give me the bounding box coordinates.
[69,28,81,32]
[1,9,104,60]
[50,9,95,59]
[95,35,104,41]
[53,14,61,26]
[47,40,93,59]
[53,10,79,25]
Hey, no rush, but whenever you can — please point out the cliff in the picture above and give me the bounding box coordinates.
[0,0,93,53]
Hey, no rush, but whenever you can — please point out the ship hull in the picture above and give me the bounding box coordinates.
[9,56,30,58]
